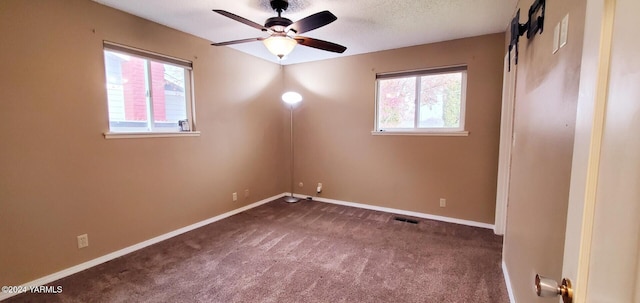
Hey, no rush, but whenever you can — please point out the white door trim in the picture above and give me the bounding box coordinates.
[494,53,517,235]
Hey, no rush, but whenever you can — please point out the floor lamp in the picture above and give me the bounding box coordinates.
[282,91,302,203]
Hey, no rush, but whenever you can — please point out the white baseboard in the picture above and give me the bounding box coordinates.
[294,194,495,230]
[502,260,516,303]
[0,193,285,302]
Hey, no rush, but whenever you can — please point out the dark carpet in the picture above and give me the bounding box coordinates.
[6,198,509,302]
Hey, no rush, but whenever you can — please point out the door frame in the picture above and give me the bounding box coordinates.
[494,53,517,236]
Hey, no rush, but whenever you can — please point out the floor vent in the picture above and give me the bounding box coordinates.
[394,217,419,224]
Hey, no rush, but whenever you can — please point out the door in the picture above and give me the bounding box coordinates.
[561,0,640,301]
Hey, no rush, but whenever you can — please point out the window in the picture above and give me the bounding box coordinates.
[374,66,467,135]
[103,42,195,134]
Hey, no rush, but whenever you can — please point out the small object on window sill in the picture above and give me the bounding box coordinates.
[179,119,190,131]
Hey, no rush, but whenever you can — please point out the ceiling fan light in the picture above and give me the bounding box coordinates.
[263,36,297,59]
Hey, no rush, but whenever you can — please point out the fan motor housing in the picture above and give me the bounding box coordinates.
[265,17,293,30]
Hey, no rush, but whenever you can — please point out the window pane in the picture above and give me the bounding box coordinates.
[104,46,192,133]
[375,67,466,133]
[377,77,416,129]
[419,72,462,128]
[150,63,187,131]
[104,50,150,132]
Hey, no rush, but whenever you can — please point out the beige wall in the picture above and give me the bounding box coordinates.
[0,0,287,286]
[283,33,505,224]
[502,0,587,301]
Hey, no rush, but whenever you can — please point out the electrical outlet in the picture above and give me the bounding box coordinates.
[316,183,322,193]
[439,198,446,208]
[232,192,237,201]
[244,189,249,198]
[77,234,89,249]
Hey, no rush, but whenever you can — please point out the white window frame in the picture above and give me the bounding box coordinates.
[102,41,199,139]
[373,65,468,136]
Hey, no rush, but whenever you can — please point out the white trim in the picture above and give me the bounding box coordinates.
[0,193,285,302]
[502,260,517,303]
[371,130,469,137]
[494,52,517,236]
[295,194,494,230]
[104,131,201,139]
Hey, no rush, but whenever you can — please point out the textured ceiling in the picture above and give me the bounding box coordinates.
[93,0,517,65]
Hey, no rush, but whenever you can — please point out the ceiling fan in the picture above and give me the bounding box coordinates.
[211,0,347,59]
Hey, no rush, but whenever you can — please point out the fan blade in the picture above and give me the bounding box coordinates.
[286,11,337,34]
[212,37,264,46]
[213,10,269,31]
[295,36,346,53]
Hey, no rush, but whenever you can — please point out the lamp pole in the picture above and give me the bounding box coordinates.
[284,103,299,202]
[282,92,302,203]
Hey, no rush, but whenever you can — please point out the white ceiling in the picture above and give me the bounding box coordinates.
[93,0,517,65]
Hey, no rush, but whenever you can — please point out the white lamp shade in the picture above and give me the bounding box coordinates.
[282,91,302,104]
[263,36,297,59]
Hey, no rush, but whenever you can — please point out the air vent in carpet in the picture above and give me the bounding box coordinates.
[394,217,419,224]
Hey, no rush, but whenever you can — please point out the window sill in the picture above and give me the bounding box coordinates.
[104,131,201,139]
[371,130,469,137]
